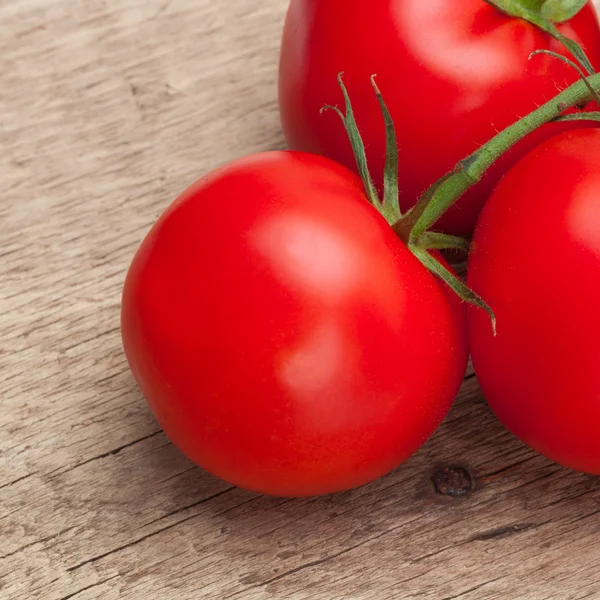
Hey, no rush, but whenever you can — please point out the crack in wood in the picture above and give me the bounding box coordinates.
[412,519,551,566]
[226,516,423,597]
[543,485,599,508]
[96,367,133,386]
[568,508,600,525]
[58,574,119,600]
[479,455,535,480]
[46,430,163,478]
[0,527,75,560]
[62,326,122,353]
[469,521,544,541]
[154,464,198,485]
[140,485,236,529]
[411,539,474,564]
[0,473,34,491]
[213,493,275,519]
[27,576,62,597]
[442,575,506,600]
[508,466,567,493]
[66,486,235,572]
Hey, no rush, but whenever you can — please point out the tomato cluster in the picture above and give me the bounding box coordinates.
[121,0,600,496]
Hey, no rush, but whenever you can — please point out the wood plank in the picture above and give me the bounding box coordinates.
[2,1,600,598]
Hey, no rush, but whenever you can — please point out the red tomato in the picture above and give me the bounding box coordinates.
[468,129,600,474]
[279,0,600,236]
[121,152,468,497]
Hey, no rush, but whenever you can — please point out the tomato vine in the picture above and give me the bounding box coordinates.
[330,34,600,331]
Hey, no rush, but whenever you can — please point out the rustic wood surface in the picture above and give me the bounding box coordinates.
[2,1,600,598]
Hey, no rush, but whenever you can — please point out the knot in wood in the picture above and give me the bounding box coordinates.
[432,466,474,497]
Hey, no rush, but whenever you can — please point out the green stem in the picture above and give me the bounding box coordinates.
[554,110,600,122]
[417,232,471,253]
[400,71,600,242]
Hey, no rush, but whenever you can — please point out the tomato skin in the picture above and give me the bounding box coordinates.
[279,0,600,236]
[468,129,600,474]
[121,151,468,497]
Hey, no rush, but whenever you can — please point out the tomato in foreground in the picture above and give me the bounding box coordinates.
[279,0,600,236]
[121,152,468,497]
[468,129,600,474]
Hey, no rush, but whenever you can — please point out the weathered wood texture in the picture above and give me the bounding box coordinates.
[2,1,600,598]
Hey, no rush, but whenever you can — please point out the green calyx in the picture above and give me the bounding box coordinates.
[327,74,497,332]
[484,0,593,74]
[540,0,588,22]
[491,0,587,22]
[322,75,401,225]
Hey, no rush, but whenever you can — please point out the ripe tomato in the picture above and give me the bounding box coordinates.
[279,0,600,236]
[468,129,600,474]
[121,152,468,497]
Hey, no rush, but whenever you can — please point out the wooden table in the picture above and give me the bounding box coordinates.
[2,1,600,598]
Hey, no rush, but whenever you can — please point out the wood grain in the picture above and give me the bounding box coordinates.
[1,1,600,598]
